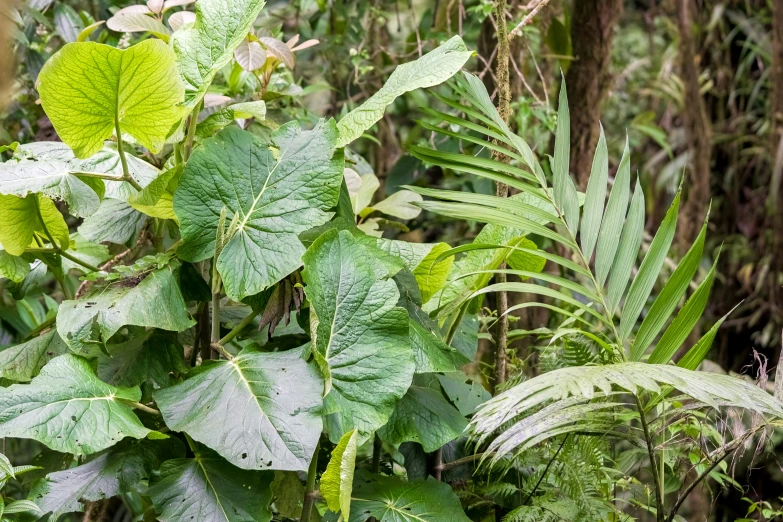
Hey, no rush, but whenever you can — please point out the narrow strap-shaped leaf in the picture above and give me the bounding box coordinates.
[580,124,608,260]
[405,186,559,224]
[428,90,506,132]
[416,201,576,248]
[632,210,709,360]
[506,302,611,339]
[461,269,602,303]
[594,137,631,286]
[473,282,612,326]
[407,145,538,183]
[619,190,681,340]
[553,77,579,235]
[419,108,509,144]
[606,179,646,313]
[648,255,718,365]
[416,120,525,164]
[677,305,734,370]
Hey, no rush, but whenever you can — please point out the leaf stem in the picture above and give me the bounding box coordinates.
[114,121,143,191]
[183,100,202,161]
[119,398,161,416]
[68,170,124,181]
[445,301,468,346]
[301,441,320,522]
[59,249,101,273]
[636,395,665,522]
[23,316,56,340]
[219,309,262,346]
[372,433,382,473]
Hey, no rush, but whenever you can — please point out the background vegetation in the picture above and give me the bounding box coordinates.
[0,0,782,521]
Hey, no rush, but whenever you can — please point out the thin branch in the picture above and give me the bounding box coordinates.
[522,434,569,505]
[301,442,320,522]
[636,395,665,522]
[118,398,161,416]
[507,0,552,41]
[114,121,143,191]
[219,309,261,346]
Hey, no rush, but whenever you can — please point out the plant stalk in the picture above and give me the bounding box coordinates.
[301,441,320,522]
[372,433,382,473]
[636,395,665,522]
[183,100,202,161]
[219,308,262,346]
[114,121,143,191]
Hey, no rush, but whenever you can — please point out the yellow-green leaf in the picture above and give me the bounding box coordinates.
[321,429,357,518]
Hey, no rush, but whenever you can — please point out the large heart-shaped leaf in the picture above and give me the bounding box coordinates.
[155,345,323,471]
[0,245,30,283]
[174,122,343,301]
[56,263,195,355]
[345,472,471,522]
[0,194,70,255]
[37,40,184,158]
[302,230,414,442]
[30,438,183,521]
[172,0,266,107]
[0,330,68,382]
[0,354,151,455]
[335,35,472,148]
[377,375,467,452]
[148,443,273,522]
[97,329,189,388]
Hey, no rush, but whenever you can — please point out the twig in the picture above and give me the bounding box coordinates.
[507,0,552,41]
[522,434,569,505]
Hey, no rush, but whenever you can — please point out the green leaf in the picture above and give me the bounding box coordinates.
[437,371,491,416]
[106,12,172,41]
[0,194,69,255]
[0,354,150,455]
[0,245,30,283]
[594,137,630,287]
[649,257,719,365]
[302,230,414,442]
[53,3,83,43]
[97,329,189,388]
[128,165,182,220]
[37,40,185,158]
[61,234,111,274]
[632,214,707,361]
[196,100,267,138]
[368,190,423,220]
[412,242,453,303]
[553,77,579,235]
[408,312,462,373]
[79,199,147,244]
[155,345,323,471]
[175,123,343,301]
[335,36,472,148]
[580,124,608,260]
[677,307,730,371]
[12,141,160,201]
[56,263,195,355]
[172,0,266,108]
[4,500,41,516]
[30,438,182,521]
[321,429,357,518]
[148,443,273,522]
[346,472,471,522]
[0,156,103,217]
[0,330,68,382]
[378,375,467,452]
[619,190,681,340]
[606,179,645,313]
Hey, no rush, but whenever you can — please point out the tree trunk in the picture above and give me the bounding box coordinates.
[675,0,711,246]
[769,0,783,310]
[564,0,623,190]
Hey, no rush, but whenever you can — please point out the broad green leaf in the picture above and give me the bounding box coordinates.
[128,166,182,220]
[12,141,160,201]
[632,214,707,360]
[321,429,357,518]
[619,190,681,340]
[580,124,608,260]
[649,257,718,365]
[0,330,68,382]
[412,242,453,303]
[38,40,185,158]
[155,345,323,471]
[302,230,414,442]
[606,179,645,312]
[0,156,103,217]
[97,329,188,388]
[408,313,462,373]
[30,438,183,521]
[61,234,111,274]
[148,443,273,522]
[0,194,69,255]
[594,137,630,287]
[53,3,83,43]
[553,77,579,234]
[335,36,472,148]
[346,472,471,522]
[79,199,147,244]
[0,245,29,283]
[56,263,195,355]
[437,371,492,416]
[175,123,343,301]
[378,375,467,452]
[368,190,423,220]
[0,354,150,455]
[172,0,266,108]
[4,500,41,516]
[195,100,267,138]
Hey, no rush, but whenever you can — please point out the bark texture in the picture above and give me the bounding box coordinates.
[676,0,712,246]
[564,0,623,190]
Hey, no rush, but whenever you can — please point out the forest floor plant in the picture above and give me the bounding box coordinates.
[0,1,781,521]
